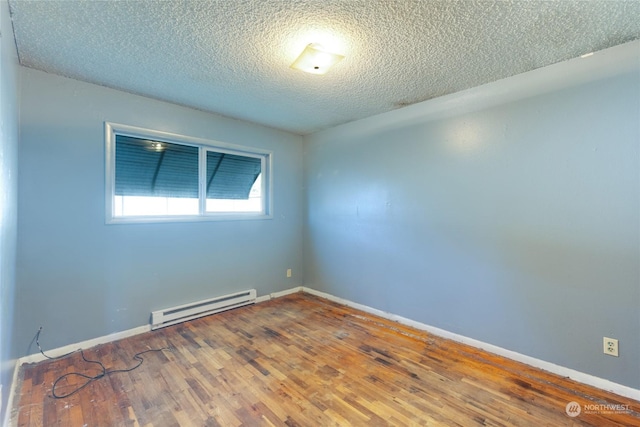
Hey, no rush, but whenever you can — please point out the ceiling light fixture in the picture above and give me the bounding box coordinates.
[290,43,345,75]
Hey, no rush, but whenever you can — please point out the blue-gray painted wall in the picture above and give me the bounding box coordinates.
[304,69,639,388]
[9,36,640,399]
[15,68,305,357]
[0,0,20,421]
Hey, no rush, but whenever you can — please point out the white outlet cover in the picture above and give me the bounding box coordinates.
[603,337,619,357]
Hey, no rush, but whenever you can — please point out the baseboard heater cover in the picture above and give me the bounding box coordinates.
[151,289,256,330]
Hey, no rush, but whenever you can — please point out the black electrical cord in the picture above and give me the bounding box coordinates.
[51,347,170,399]
[36,326,79,360]
[35,327,171,399]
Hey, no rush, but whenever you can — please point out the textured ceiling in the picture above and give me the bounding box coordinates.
[8,0,640,135]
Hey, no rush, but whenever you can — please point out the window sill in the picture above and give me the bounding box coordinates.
[106,213,273,225]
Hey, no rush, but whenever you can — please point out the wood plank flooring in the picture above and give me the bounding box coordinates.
[11,292,640,426]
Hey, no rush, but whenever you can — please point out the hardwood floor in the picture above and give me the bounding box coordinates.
[12,292,640,426]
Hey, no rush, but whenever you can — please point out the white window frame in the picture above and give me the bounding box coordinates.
[105,122,273,224]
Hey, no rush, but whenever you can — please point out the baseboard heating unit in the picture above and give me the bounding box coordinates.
[151,289,257,330]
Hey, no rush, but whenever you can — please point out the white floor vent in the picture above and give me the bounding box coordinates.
[151,289,256,330]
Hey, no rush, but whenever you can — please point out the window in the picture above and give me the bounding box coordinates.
[105,123,272,223]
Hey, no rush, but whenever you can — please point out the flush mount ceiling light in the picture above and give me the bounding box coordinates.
[290,43,345,75]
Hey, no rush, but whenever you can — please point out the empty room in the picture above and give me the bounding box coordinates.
[1,1,639,426]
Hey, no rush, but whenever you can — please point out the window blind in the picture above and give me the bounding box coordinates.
[115,135,260,200]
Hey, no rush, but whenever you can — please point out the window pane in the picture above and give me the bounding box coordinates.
[115,136,199,199]
[206,173,262,212]
[107,123,271,222]
[115,196,199,216]
[206,151,262,212]
[115,136,199,217]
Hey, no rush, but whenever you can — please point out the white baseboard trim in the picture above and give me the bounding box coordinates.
[18,288,302,365]
[18,325,152,366]
[5,288,305,426]
[8,284,638,421]
[19,288,303,365]
[301,287,640,402]
[255,286,302,303]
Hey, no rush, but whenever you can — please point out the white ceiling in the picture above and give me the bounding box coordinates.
[8,0,640,135]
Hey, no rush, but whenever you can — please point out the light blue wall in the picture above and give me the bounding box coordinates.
[9,28,640,402]
[304,58,640,387]
[15,68,304,356]
[0,0,20,421]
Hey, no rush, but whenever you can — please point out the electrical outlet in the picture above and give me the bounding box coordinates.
[603,337,619,357]
[286,268,292,278]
